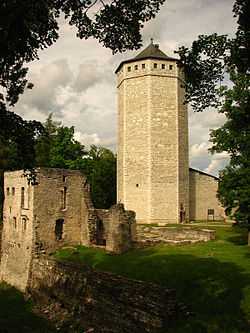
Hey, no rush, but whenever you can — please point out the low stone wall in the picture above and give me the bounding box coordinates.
[136,225,216,246]
[28,257,180,332]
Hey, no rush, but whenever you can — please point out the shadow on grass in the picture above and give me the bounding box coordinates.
[227,226,249,245]
[57,245,250,333]
[0,283,57,333]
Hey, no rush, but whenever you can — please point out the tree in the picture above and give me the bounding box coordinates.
[82,145,117,209]
[0,0,165,173]
[35,115,116,208]
[176,0,250,234]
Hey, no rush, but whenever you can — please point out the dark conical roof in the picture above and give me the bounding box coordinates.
[115,40,179,73]
[134,42,171,61]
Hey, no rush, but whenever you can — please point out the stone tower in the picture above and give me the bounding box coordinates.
[116,41,189,224]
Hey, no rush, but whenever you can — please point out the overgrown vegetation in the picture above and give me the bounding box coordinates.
[55,224,250,333]
[176,0,250,225]
[0,283,57,333]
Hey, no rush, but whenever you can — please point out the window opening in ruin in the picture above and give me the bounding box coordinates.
[207,209,215,221]
[6,187,10,195]
[13,217,17,229]
[180,204,186,223]
[96,219,106,246]
[154,63,157,69]
[128,66,131,72]
[136,184,139,187]
[135,65,138,70]
[142,64,145,69]
[9,206,11,214]
[22,218,27,231]
[63,175,66,182]
[55,219,64,240]
[61,187,67,210]
[12,187,15,195]
[169,65,173,70]
[21,187,25,208]
[162,64,166,69]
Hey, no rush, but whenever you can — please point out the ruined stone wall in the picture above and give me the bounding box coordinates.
[136,225,215,247]
[33,168,89,254]
[28,258,179,333]
[0,171,34,291]
[117,59,189,224]
[189,169,225,221]
[89,204,136,254]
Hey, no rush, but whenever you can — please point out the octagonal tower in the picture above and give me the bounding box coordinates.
[116,41,189,224]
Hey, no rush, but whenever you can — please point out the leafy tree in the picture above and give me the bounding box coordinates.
[82,145,117,209]
[176,0,250,231]
[35,115,116,208]
[0,0,165,169]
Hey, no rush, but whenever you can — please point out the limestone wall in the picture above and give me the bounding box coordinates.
[189,169,225,221]
[0,171,34,291]
[117,58,189,224]
[33,168,89,254]
[136,225,215,246]
[28,258,179,333]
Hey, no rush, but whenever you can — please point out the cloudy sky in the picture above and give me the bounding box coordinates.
[14,0,236,176]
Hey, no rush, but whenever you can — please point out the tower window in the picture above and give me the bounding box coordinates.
[162,64,166,69]
[63,175,66,182]
[134,65,138,70]
[154,63,157,69]
[21,187,25,208]
[12,187,15,195]
[136,184,139,188]
[13,217,17,229]
[128,66,131,72]
[169,65,173,70]
[142,64,145,69]
[6,188,10,196]
[22,218,27,231]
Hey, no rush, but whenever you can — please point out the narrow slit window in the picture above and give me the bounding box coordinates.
[12,187,15,195]
[13,217,17,229]
[128,66,131,72]
[21,187,25,208]
[134,65,138,70]
[162,64,166,69]
[61,187,67,210]
[22,218,27,231]
[169,64,173,70]
[154,63,157,69]
[6,188,10,196]
[142,64,145,69]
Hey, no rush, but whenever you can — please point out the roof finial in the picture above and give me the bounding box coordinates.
[150,38,154,45]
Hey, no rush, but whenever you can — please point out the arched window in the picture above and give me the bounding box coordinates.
[22,218,27,231]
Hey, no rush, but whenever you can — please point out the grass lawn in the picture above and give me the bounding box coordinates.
[55,224,250,333]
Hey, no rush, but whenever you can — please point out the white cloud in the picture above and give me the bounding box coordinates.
[13,0,235,175]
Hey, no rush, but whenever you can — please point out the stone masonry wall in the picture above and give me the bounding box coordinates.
[189,169,225,221]
[136,225,216,247]
[28,257,179,333]
[0,170,34,291]
[33,168,89,254]
[117,57,189,224]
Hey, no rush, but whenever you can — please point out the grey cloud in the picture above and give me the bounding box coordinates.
[73,62,101,92]
[16,59,73,117]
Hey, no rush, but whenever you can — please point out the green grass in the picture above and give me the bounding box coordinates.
[0,282,57,333]
[55,225,250,333]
